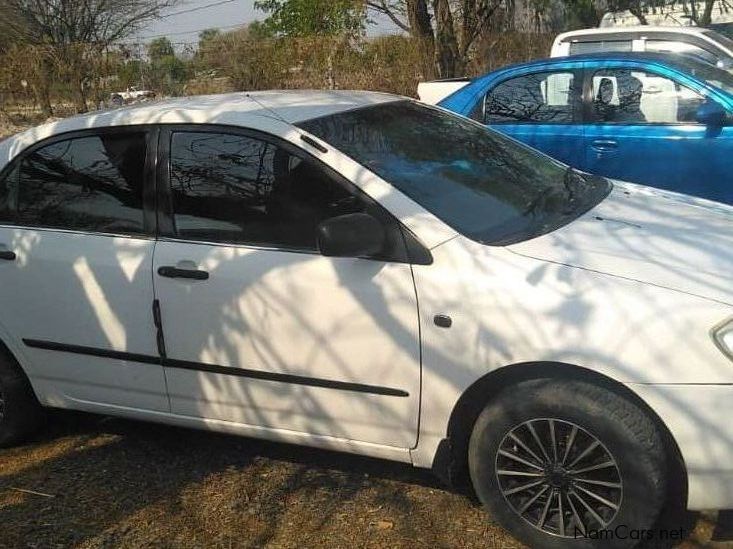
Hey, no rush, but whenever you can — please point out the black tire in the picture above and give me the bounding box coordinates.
[468,378,668,549]
[110,94,124,107]
[0,350,43,447]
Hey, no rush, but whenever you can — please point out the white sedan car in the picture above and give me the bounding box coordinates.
[0,91,731,548]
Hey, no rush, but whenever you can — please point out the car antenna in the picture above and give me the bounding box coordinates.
[245,92,328,153]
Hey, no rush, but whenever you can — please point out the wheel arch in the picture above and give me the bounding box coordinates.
[435,361,687,506]
[0,335,41,400]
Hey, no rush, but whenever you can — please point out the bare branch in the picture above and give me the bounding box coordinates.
[365,1,411,32]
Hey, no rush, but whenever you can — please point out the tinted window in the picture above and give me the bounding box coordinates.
[568,40,632,54]
[485,71,578,123]
[169,132,370,250]
[299,101,610,246]
[645,40,719,66]
[0,132,147,234]
[664,55,733,94]
[592,69,705,124]
[703,29,733,52]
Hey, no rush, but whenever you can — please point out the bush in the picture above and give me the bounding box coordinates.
[0,31,553,115]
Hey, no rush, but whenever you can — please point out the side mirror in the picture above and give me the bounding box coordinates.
[696,99,727,126]
[317,213,386,258]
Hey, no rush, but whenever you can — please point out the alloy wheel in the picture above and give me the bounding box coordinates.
[495,418,623,538]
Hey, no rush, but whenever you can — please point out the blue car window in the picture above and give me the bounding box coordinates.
[591,69,705,124]
[484,71,579,124]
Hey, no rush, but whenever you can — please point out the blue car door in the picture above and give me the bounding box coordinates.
[480,68,586,167]
[583,62,733,204]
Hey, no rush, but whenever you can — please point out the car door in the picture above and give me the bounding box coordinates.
[583,64,733,204]
[0,127,168,411]
[481,69,585,167]
[152,126,422,448]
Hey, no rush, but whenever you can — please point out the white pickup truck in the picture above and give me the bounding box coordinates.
[109,87,157,106]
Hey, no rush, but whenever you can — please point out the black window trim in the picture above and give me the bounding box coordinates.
[0,125,159,239]
[156,123,431,265]
[481,68,584,126]
[581,63,712,127]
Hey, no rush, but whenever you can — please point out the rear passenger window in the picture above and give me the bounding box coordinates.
[484,71,578,124]
[0,132,147,234]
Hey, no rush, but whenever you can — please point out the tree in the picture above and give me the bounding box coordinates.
[562,0,604,28]
[367,0,501,78]
[0,0,180,114]
[148,37,175,62]
[198,28,222,49]
[254,0,366,36]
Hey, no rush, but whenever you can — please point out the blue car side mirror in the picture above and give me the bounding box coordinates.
[695,99,728,126]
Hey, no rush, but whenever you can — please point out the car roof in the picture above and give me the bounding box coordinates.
[555,26,711,40]
[0,90,401,160]
[491,51,704,73]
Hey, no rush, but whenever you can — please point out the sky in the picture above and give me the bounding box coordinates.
[135,0,401,47]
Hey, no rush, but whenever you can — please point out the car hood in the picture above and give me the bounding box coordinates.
[507,181,733,305]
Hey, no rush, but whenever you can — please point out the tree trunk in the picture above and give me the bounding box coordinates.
[629,1,648,24]
[433,0,462,78]
[31,78,53,118]
[406,0,436,79]
[407,0,433,41]
[699,0,715,26]
[73,80,88,114]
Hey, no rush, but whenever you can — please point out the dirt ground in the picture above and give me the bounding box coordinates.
[0,411,731,549]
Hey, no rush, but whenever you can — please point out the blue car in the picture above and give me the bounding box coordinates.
[434,52,733,205]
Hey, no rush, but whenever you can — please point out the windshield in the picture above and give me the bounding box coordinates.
[667,53,733,94]
[298,101,611,246]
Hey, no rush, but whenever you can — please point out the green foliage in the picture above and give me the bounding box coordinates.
[562,0,604,28]
[247,20,273,40]
[198,28,221,48]
[147,37,175,63]
[254,0,366,36]
[117,59,147,88]
[150,54,189,95]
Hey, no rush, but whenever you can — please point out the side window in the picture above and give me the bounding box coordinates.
[591,69,706,124]
[0,132,147,234]
[568,40,632,55]
[484,71,578,124]
[644,40,719,67]
[168,131,374,251]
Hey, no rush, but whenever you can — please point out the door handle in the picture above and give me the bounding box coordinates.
[157,266,209,280]
[0,250,16,261]
[591,139,618,152]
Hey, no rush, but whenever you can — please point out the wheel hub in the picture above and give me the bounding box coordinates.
[495,418,623,538]
[546,463,571,489]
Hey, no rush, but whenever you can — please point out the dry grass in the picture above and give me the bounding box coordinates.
[1,411,732,548]
[0,32,555,115]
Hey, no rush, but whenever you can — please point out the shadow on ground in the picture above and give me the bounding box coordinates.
[0,411,730,548]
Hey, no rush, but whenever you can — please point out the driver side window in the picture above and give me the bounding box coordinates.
[168,131,386,253]
[591,68,706,124]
